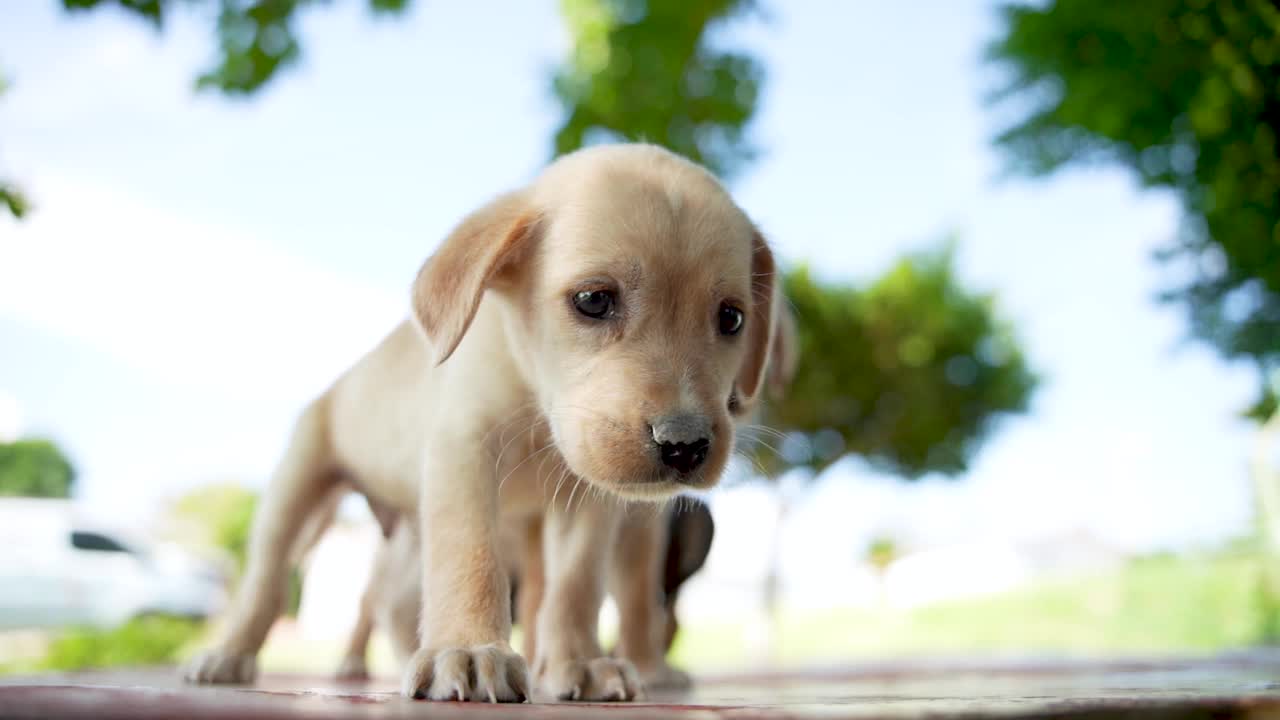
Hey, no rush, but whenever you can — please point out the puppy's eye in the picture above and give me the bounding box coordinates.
[573,289,616,319]
[719,304,745,336]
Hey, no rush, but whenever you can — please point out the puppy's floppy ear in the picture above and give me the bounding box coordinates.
[411,191,540,365]
[734,230,778,406]
[767,298,799,401]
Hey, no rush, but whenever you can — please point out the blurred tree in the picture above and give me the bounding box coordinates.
[553,0,763,178]
[989,0,1280,642]
[747,243,1037,480]
[865,535,900,609]
[866,536,900,575]
[55,0,762,177]
[171,482,258,570]
[59,0,411,95]
[169,482,303,615]
[744,244,1036,658]
[987,0,1280,418]
[0,438,76,498]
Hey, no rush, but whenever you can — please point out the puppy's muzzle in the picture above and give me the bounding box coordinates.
[650,414,711,476]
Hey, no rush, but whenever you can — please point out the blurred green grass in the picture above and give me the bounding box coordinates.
[0,615,202,675]
[671,549,1277,670]
[3,549,1275,676]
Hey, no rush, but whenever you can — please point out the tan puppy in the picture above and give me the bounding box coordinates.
[182,143,777,703]
[333,300,796,687]
[333,300,796,686]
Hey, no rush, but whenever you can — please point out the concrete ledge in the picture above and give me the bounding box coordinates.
[3,651,1280,719]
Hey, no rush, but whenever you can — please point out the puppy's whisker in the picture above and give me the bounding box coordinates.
[535,443,560,485]
[741,423,787,441]
[733,449,770,479]
[484,407,544,475]
[619,494,637,520]
[643,493,663,518]
[545,406,626,431]
[735,432,778,449]
[497,441,556,495]
[479,402,540,449]
[492,421,527,468]
[736,427,786,452]
[548,463,570,510]
[564,477,581,515]
[546,404,610,416]
[574,477,594,515]
[588,481,609,515]
[492,422,536,482]
[499,413,547,453]
[576,479,592,515]
[738,435,783,459]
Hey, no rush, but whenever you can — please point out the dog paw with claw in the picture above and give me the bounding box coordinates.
[183,650,256,685]
[537,657,644,702]
[401,644,529,702]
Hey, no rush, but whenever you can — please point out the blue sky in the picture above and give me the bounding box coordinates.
[0,0,1260,554]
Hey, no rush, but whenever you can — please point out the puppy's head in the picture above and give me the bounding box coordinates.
[413,144,776,501]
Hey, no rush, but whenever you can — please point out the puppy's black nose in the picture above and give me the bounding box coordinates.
[651,415,712,476]
[659,439,710,475]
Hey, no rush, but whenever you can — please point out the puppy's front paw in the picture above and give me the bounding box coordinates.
[538,657,644,702]
[334,655,370,682]
[183,649,256,685]
[400,644,529,702]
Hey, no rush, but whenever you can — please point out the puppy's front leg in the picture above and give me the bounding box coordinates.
[534,488,643,701]
[400,453,529,703]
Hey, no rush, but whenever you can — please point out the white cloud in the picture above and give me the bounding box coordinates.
[0,390,21,441]
[0,175,406,402]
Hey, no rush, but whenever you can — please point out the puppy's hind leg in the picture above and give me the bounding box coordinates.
[185,396,341,685]
[374,520,424,671]
[335,553,381,681]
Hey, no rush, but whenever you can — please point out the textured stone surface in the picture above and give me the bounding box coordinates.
[3,652,1280,719]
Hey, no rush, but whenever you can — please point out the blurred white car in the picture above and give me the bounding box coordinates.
[0,498,227,630]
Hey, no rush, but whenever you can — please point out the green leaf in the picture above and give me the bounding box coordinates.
[0,183,29,219]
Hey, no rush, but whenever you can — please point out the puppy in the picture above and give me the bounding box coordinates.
[335,299,796,684]
[183,143,777,703]
[333,497,716,689]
